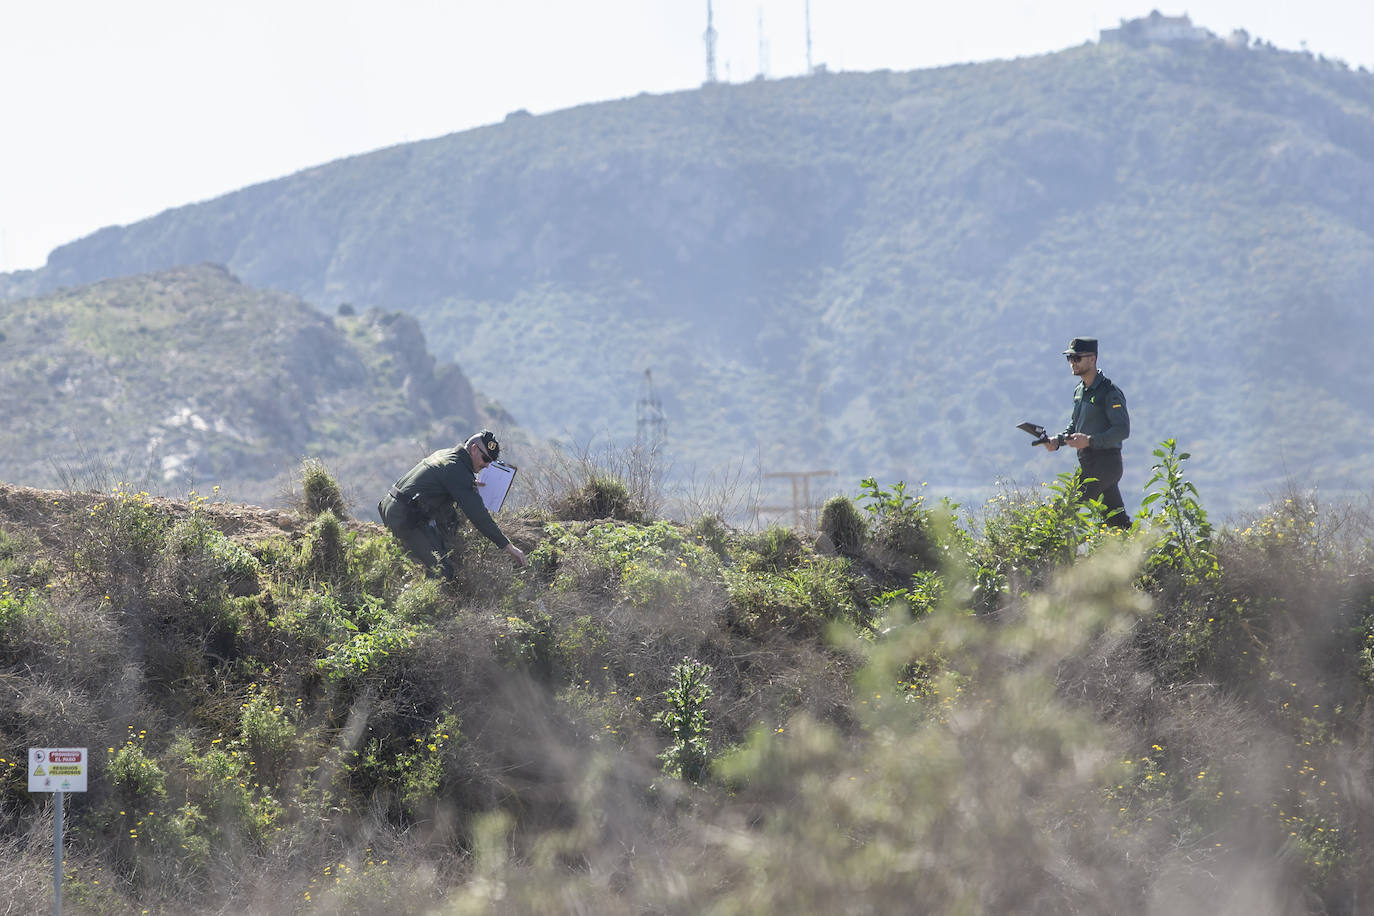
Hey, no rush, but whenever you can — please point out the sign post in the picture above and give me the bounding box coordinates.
[30,747,88,916]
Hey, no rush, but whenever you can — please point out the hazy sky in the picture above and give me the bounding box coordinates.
[2,0,1371,273]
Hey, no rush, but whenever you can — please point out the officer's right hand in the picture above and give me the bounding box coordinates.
[506,543,528,568]
[1043,439,1059,451]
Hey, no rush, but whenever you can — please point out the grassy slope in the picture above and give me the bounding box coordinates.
[0,449,1371,913]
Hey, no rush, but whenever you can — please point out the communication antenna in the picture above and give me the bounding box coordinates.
[756,7,770,79]
[636,370,667,448]
[805,0,813,73]
[704,0,719,84]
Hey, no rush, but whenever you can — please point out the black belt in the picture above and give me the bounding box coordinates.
[387,486,433,527]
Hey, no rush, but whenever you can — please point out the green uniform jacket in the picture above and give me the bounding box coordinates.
[392,447,510,548]
[1060,371,1130,450]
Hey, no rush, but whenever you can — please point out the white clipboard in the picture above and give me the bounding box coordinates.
[477,461,517,513]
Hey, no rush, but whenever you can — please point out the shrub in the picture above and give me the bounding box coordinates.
[1137,439,1217,587]
[0,582,44,654]
[347,532,412,600]
[970,471,1095,612]
[688,513,732,559]
[109,739,167,801]
[299,510,348,583]
[725,554,868,637]
[543,520,718,610]
[395,712,461,817]
[315,594,418,684]
[553,475,644,522]
[534,437,664,520]
[497,611,562,681]
[300,458,348,519]
[394,577,446,620]
[238,687,297,781]
[621,563,692,609]
[742,524,803,572]
[654,657,714,782]
[0,527,50,588]
[171,734,280,851]
[859,477,939,580]
[74,485,168,589]
[160,513,260,600]
[1134,442,1225,678]
[103,737,211,889]
[819,495,866,556]
[871,569,946,619]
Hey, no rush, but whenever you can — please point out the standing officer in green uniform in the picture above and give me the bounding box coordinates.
[378,430,527,579]
[1042,337,1132,529]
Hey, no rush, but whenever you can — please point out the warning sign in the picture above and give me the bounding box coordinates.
[29,748,87,793]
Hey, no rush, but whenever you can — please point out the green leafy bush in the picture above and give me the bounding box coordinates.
[0,581,43,653]
[1359,613,1374,691]
[394,577,445,619]
[970,471,1095,612]
[314,593,419,683]
[543,520,717,610]
[238,686,297,781]
[395,712,461,817]
[160,512,260,599]
[103,736,211,889]
[1137,439,1217,585]
[654,657,713,782]
[1134,442,1225,678]
[109,739,168,801]
[858,478,939,581]
[725,554,868,637]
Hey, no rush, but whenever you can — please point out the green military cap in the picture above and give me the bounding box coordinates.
[477,429,500,462]
[1063,336,1098,355]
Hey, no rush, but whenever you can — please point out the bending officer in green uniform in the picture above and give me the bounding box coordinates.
[1041,336,1132,529]
[378,429,528,579]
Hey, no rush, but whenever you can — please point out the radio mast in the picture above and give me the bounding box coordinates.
[636,370,667,448]
[756,7,770,79]
[805,0,814,73]
[704,0,719,84]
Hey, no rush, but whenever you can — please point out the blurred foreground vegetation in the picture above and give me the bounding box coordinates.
[1,440,1372,914]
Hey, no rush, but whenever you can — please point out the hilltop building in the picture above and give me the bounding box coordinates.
[1100,10,1210,46]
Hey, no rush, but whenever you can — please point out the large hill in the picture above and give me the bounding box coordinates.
[5,37,1374,514]
[0,264,518,510]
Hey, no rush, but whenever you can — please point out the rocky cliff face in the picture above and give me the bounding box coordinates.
[0,264,502,510]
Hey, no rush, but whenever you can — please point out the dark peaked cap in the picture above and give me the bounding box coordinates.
[1063,337,1098,355]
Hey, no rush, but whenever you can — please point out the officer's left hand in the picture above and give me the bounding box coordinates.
[1066,433,1092,450]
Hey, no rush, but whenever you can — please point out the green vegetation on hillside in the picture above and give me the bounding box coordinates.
[1,442,1372,913]
[5,40,1373,513]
